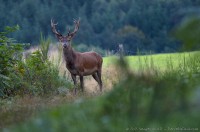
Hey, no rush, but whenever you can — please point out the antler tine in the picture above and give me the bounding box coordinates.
[68,27,71,35]
[51,19,62,37]
[73,18,80,25]
[51,19,57,26]
[70,18,80,37]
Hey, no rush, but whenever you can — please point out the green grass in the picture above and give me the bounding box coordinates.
[2,51,200,131]
[103,51,200,71]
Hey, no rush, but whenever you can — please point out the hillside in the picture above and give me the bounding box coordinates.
[1,0,199,52]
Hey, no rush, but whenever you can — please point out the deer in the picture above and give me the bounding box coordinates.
[51,18,103,93]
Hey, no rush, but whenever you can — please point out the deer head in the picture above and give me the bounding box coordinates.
[51,18,80,48]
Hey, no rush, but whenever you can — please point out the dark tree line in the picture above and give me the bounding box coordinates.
[0,0,199,53]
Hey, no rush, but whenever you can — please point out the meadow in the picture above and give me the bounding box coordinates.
[1,45,200,131]
[1,1,200,131]
[104,51,200,71]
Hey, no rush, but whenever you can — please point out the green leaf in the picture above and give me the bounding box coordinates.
[174,17,200,50]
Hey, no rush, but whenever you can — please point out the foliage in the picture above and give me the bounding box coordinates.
[0,28,71,97]
[23,50,70,95]
[174,17,200,50]
[20,35,71,95]
[4,14,200,130]
[5,52,200,131]
[1,0,200,53]
[1,0,200,131]
[39,33,51,61]
[0,26,24,97]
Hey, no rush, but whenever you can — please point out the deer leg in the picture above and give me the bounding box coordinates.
[92,73,102,91]
[92,73,99,83]
[97,71,103,92]
[80,76,84,92]
[71,74,77,94]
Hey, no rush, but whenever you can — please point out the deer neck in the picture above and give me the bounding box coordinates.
[63,46,76,65]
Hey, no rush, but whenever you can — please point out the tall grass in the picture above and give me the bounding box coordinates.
[4,51,200,131]
[104,51,199,72]
[0,38,75,129]
[21,37,72,95]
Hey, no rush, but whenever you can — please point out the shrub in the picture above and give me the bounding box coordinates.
[0,27,71,97]
[7,56,200,131]
[21,35,72,95]
[24,49,71,95]
[0,26,24,97]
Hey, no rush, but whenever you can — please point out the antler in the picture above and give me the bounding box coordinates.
[51,19,62,38]
[68,18,80,37]
[67,27,71,36]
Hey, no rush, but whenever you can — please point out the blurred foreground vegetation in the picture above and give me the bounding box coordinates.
[4,49,200,132]
[1,3,200,131]
[1,17,200,131]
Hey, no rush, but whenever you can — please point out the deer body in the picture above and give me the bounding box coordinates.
[63,48,102,76]
[51,18,103,92]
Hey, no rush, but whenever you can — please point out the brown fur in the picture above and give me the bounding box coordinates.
[51,19,103,93]
[63,46,103,93]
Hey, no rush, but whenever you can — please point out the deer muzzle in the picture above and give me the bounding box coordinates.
[63,43,67,48]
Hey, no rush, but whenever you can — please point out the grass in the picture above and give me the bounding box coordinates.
[0,93,99,129]
[1,49,200,131]
[104,51,200,71]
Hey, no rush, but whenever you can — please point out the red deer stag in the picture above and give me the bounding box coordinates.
[51,18,103,93]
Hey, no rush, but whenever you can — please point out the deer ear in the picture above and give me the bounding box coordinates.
[69,34,75,38]
[67,35,72,40]
[56,35,63,40]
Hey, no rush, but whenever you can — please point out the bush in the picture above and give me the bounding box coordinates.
[24,49,70,95]
[7,56,200,131]
[0,27,71,97]
[0,26,24,97]
[20,34,72,95]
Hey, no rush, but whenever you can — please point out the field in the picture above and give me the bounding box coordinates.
[104,51,199,70]
[1,48,200,131]
[1,1,200,131]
